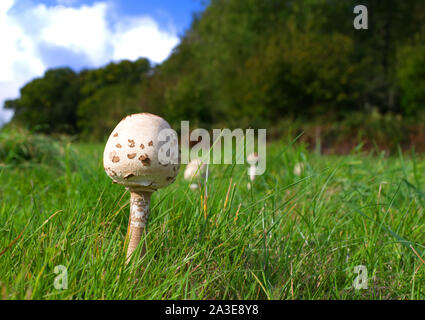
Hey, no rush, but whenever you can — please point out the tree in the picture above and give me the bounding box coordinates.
[397,44,425,116]
[5,68,80,133]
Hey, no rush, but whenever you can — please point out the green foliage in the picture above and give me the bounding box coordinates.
[150,0,425,128]
[5,68,80,134]
[4,59,151,139]
[76,58,151,140]
[77,84,142,141]
[79,58,150,98]
[0,126,71,169]
[244,29,363,119]
[267,111,418,155]
[397,44,425,116]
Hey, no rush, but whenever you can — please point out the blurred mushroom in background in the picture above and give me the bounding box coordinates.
[184,158,207,190]
[247,152,259,190]
[293,162,304,176]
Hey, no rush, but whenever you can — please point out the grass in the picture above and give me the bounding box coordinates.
[1,136,425,299]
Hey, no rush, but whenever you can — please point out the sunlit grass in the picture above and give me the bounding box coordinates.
[1,139,425,299]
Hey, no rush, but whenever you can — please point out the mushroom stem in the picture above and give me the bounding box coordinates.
[249,165,256,182]
[126,190,152,263]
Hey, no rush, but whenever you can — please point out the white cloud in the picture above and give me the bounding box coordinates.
[0,0,45,124]
[0,0,179,125]
[34,2,111,66]
[113,17,179,63]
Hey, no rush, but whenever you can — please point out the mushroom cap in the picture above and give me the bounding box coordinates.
[184,158,206,181]
[103,113,180,191]
[247,152,259,166]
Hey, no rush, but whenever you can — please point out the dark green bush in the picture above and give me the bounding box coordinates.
[397,44,425,116]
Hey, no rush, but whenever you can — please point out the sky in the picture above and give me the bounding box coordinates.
[0,0,205,124]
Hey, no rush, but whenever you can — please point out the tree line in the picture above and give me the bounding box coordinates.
[4,0,425,141]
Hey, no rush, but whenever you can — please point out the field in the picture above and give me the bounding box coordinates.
[1,137,425,299]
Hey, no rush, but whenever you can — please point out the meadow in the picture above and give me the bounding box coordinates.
[1,133,425,299]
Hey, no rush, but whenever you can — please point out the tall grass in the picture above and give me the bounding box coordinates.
[1,136,425,299]
[0,127,75,170]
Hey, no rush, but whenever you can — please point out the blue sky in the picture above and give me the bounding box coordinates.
[30,0,205,35]
[0,0,207,124]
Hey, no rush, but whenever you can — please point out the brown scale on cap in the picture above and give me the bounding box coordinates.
[140,144,145,149]
[116,144,122,148]
[112,156,120,163]
[105,167,117,177]
[128,139,135,148]
[113,133,118,137]
[148,141,153,147]
[127,153,137,159]
[139,154,151,166]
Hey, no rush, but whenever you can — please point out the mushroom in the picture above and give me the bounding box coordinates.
[184,158,206,190]
[293,162,304,176]
[103,113,180,262]
[247,152,259,189]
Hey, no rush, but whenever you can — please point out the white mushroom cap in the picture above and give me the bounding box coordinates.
[247,152,259,166]
[103,113,180,191]
[184,158,206,181]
